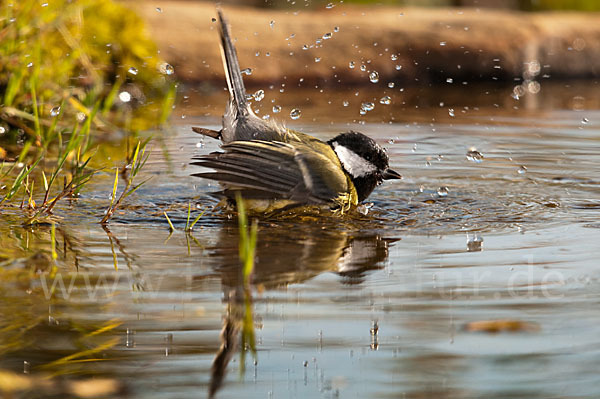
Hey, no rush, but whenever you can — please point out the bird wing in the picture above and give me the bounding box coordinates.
[191,140,351,205]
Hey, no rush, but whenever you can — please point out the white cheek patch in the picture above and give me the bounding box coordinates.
[332,142,378,178]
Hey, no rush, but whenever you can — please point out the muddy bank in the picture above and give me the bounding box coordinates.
[130,1,600,86]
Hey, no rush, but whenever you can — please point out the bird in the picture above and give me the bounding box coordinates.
[191,9,401,214]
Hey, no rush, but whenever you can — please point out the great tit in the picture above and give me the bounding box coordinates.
[192,9,401,214]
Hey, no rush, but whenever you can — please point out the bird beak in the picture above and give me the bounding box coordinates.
[382,168,402,180]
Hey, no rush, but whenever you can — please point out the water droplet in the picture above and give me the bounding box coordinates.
[388,82,395,88]
[155,7,162,12]
[582,117,590,124]
[369,71,379,83]
[159,62,174,75]
[379,96,391,105]
[440,41,447,46]
[27,62,33,68]
[253,89,265,102]
[290,108,301,120]
[349,61,355,69]
[437,186,449,197]
[76,112,87,122]
[128,66,138,75]
[323,32,332,40]
[269,20,275,28]
[512,84,526,100]
[395,64,402,70]
[326,2,334,8]
[448,108,455,117]
[360,64,367,72]
[272,105,281,113]
[527,80,540,94]
[41,2,48,6]
[241,68,252,75]
[361,102,375,112]
[446,77,453,83]
[391,54,398,61]
[466,148,483,162]
[517,165,527,174]
[466,234,483,252]
[370,321,379,336]
[527,60,541,76]
[303,360,309,367]
[211,17,216,22]
[50,106,61,117]
[302,44,309,50]
[342,101,349,107]
[119,91,131,102]
[0,127,5,134]
[262,114,271,120]
[314,57,321,63]
[334,26,340,33]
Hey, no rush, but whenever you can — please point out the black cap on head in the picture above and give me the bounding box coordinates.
[328,131,390,173]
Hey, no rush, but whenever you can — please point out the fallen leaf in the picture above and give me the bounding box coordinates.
[68,378,120,398]
[464,319,539,333]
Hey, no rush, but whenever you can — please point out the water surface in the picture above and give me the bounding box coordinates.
[1,81,600,398]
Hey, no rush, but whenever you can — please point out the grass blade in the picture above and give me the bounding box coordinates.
[109,168,118,208]
[188,208,206,231]
[164,211,175,231]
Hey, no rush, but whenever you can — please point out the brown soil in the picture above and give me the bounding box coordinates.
[128,1,600,86]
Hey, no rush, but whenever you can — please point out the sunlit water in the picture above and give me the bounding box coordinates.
[1,82,600,398]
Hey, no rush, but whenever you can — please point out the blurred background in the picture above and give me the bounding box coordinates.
[151,0,600,11]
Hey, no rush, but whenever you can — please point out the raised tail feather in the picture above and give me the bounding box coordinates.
[217,8,249,118]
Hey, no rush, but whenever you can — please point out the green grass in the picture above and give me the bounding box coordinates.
[235,193,259,373]
[100,139,151,224]
[236,193,258,286]
[0,0,175,226]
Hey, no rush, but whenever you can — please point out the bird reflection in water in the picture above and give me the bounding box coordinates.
[207,221,396,397]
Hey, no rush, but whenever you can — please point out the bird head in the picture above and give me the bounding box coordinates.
[328,131,401,202]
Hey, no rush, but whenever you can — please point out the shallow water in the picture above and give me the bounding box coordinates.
[1,81,600,398]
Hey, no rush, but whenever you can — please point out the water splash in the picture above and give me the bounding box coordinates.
[361,102,375,112]
[159,63,174,75]
[253,90,265,102]
[119,91,131,103]
[369,71,379,83]
[437,186,449,197]
[466,148,483,163]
